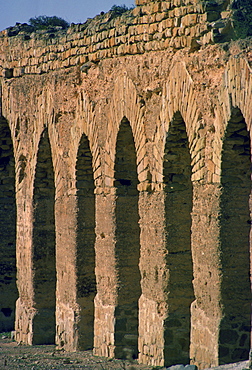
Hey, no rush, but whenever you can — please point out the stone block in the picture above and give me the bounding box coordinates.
[167,365,185,370]
[185,365,197,370]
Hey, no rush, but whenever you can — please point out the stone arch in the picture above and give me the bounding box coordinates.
[163,111,194,365]
[75,133,96,350]
[103,75,148,360]
[215,58,252,176]
[76,90,102,188]
[105,74,149,189]
[32,128,56,344]
[160,64,209,368]
[158,62,202,186]
[114,116,141,360]
[52,91,102,353]
[218,109,251,363]
[220,58,252,134]
[162,63,199,134]
[0,115,17,333]
[216,58,252,364]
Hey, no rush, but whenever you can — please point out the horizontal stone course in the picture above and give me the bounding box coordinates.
[0,0,241,77]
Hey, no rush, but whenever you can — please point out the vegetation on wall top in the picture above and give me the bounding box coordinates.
[109,4,134,18]
[231,0,252,38]
[28,15,69,30]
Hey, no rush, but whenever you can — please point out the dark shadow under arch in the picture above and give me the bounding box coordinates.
[114,117,141,360]
[163,112,194,365]
[0,116,17,333]
[33,129,56,344]
[76,133,96,350]
[219,107,251,364]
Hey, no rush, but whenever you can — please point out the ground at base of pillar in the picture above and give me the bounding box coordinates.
[0,335,250,370]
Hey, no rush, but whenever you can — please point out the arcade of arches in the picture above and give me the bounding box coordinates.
[0,25,252,370]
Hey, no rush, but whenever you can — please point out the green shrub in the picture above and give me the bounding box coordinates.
[231,0,252,38]
[28,15,69,30]
[110,4,134,16]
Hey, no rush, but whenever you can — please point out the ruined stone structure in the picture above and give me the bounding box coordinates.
[0,0,251,368]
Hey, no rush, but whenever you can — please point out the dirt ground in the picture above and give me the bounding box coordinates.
[0,335,251,370]
[0,334,156,370]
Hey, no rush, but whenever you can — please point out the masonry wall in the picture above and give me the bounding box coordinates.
[0,0,243,78]
[0,0,252,368]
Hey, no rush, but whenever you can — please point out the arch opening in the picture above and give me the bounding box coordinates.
[33,129,56,344]
[76,133,96,350]
[163,112,194,365]
[0,116,17,333]
[114,117,141,360]
[219,107,251,364]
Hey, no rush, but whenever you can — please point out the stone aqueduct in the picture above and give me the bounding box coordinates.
[0,0,252,368]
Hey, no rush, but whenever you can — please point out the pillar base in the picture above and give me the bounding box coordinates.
[190,300,220,369]
[138,294,166,367]
[93,294,116,358]
[55,302,78,351]
[14,298,36,345]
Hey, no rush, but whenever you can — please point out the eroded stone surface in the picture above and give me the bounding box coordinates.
[0,0,251,369]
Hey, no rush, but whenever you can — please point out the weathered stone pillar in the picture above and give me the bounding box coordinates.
[138,181,195,367]
[138,189,168,367]
[15,179,36,344]
[93,187,117,358]
[190,183,222,369]
[16,129,56,345]
[55,193,79,351]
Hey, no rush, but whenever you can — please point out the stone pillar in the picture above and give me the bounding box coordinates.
[93,188,117,358]
[138,189,168,367]
[15,183,35,345]
[55,134,97,351]
[190,183,222,369]
[15,129,57,346]
[55,193,79,351]
[138,182,195,367]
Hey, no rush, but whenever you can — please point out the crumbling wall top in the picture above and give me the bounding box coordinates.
[0,0,251,78]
